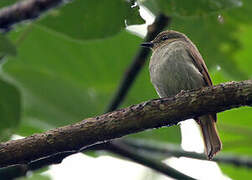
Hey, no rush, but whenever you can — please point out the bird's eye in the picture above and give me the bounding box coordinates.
[161,36,169,41]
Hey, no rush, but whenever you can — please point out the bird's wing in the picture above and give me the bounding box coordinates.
[186,43,217,122]
[186,43,213,86]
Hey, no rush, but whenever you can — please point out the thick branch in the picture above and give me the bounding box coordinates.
[0,0,68,31]
[0,80,251,168]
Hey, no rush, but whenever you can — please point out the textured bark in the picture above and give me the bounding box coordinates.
[0,80,251,168]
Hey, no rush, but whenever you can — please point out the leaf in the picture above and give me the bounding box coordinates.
[3,24,180,144]
[219,106,252,155]
[0,0,19,8]
[38,0,144,40]
[139,0,242,17]
[4,26,141,132]
[169,15,250,80]
[232,24,252,78]
[125,5,145,25]
[220,164,252,180]
[0,79,21,141]
[128,126,181,144]
[224,0,252,23]
[0,33,17,58]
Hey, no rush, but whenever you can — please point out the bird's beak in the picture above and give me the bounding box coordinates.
[141,42,154,48]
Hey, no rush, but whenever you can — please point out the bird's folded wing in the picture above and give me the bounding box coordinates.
[186,43,217,122]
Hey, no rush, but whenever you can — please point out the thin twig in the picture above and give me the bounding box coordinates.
[0,0,69,31]
[102,13,191,179]
[123,139,252,168]
[106,141,196,180]
[0,164,27,180]
[105,14,170,112]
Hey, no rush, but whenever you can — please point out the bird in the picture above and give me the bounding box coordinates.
[141,30,222,159]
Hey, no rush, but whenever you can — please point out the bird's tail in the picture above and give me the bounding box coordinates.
[198,115,222,159]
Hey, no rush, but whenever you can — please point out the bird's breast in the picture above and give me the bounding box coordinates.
[149,42,205,97]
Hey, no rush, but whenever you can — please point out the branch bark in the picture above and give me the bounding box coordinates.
[0,80,251,168]
[0,0,68,31]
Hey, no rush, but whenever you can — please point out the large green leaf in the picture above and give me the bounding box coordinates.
[139,0,242,16]
[38,0,144,40]
[3,25,180,143]
[3,26,140,132]
[0,79,20,141]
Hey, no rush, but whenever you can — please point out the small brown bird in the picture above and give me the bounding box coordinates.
[141,30,222,159]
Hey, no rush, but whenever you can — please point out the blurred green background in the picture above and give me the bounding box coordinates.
[0,0,251,179]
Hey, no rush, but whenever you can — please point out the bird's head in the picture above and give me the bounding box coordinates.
[141,30,187,50]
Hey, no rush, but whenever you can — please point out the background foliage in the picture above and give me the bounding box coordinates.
[0,0,251,179]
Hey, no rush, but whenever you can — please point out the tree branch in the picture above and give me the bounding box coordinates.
[0,0,69,31]
[123,139,252,168]
[0,80,251,168]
